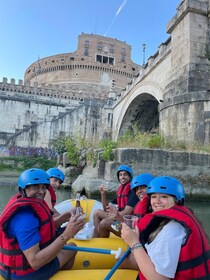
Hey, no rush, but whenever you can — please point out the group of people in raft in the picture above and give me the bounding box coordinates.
[0,165,209,279]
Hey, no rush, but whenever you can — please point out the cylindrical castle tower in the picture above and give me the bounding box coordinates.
[24,33,141,100]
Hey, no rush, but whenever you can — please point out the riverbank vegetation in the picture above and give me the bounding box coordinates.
[52,125,210,166]
[0,156,56,171]
[1,124,210,171]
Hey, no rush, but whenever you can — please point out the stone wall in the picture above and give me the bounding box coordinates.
[72,148,210,201]
[0,89,111,147]
[0,148,210,201]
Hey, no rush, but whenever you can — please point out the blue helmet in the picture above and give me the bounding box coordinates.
[18,168,50,189]
[131,173,155,190]
[46,168,65,183]
[117,165,133,181]
[147,176,185,204]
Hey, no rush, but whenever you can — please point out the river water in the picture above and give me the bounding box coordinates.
[1,186,210,237]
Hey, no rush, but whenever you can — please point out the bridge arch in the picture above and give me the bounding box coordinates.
[112,82,163,141]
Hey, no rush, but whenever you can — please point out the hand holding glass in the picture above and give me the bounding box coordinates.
[99,184,108,194]
[108,203,118,218]
[123,215,138,230]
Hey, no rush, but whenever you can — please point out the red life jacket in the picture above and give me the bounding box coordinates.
[48,185,57,208]
[0,194,56,277]
[116,182,131,211]
[137,205,210,280]
[133,195,149,218]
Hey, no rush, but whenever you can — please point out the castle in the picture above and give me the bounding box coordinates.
[0,33,140,148]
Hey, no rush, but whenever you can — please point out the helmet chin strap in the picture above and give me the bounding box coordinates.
[19,187,27,197]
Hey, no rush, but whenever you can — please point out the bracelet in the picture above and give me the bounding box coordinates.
[131,242,143,251]
[60,234,67,246]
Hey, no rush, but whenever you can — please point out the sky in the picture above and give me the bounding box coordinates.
[0,0,181,82]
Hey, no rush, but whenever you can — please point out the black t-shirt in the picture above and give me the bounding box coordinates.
[127,189,139,208]
[112,189,139,209]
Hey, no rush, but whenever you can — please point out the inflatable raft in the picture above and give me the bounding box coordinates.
[51,198,138,279]
[0,198,138,279]
[50,269,138,279]
[55,197,128,269]
[55,196,104,225]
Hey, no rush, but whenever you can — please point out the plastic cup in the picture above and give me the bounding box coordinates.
[123,215,138,230]
[108,202,118,217]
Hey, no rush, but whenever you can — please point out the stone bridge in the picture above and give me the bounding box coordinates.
[112,0,210,144]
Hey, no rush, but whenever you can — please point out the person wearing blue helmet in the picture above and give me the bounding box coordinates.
[110,173,155,244]
[131,173,155,217]
[0,168,85,280]
[121,176,210,279]
[93,165,139,237]
[44,167,73,232]
[45,167,65,209]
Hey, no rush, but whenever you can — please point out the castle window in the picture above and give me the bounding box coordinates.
[110,44,115,53]
[96,55,102,63]
[97,42,103,50]
[96,54,115,65]
[121,48,126,56]
[70,57,74,61]
[109,57,114,65]
[85,40,90,48]
[103,56,108,64]
[84,48,89,56]
[121,56,125,63]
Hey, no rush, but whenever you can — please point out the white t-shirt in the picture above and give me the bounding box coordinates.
[145,220,186,278]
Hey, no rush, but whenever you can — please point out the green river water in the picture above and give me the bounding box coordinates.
[1,186,210,237]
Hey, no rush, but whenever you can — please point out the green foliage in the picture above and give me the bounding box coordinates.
[73,132,88,150]
[86,149,98,167]
[118,129,133,145]
[99,139,117,161]
[52,133,94,166]
[52,137,67,154]
[147,134,165,148]
[55,133,96,166]
[0,156,56,171]
[65,137,80,166]
[21,156,56,170]
[51,122,210,167]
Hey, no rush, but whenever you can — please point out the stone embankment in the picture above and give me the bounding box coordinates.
[1,148,210,201]
[70,148,210,201]
[0,170,20,187]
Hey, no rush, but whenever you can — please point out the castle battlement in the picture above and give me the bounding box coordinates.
[0,78,106,102]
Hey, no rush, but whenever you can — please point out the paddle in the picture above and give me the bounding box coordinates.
[63,245,122,259]
[104,248,131,280]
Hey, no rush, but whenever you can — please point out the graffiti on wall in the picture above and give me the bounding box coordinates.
[0,146,10,157]
[0,146,58,159]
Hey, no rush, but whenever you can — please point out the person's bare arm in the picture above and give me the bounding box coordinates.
[23,214,85,270]
[121,224,170,280]
[53,211,71,228]
[119,205,133,216]
[99,185,109,210]
[132,246,170,280]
